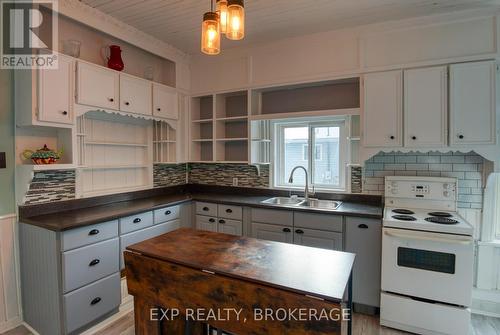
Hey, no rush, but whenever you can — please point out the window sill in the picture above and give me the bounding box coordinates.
[272,185,348,194]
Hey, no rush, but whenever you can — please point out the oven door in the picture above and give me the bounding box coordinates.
[381,227,474,306]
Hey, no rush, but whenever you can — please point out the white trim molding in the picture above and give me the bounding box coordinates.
[0,214,22,333]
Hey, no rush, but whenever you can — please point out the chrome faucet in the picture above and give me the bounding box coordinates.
[288,166,313,204]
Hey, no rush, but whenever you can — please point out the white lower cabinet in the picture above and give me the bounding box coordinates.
[218,218,243,236]
[293,227,343,250]
[195,202,243,236]
[196,215,218,232]
[251,222,293,243]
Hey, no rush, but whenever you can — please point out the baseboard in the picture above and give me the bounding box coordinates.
[0,316,22,333]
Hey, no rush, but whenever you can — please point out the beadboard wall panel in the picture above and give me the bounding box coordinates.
[0,215,22,333]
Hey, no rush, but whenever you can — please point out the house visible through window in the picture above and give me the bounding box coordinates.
[273,117,347,191]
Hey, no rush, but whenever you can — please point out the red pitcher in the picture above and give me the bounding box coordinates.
[107,45,124,71]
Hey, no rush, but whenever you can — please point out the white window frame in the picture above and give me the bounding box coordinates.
[272,117,347,192]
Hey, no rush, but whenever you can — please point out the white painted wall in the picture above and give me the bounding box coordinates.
[190,10,499,95]
[0,214,22,333]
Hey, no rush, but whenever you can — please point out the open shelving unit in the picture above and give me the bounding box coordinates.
[153,120,177,163]
[190,95,214,162]
[77,112,153,197]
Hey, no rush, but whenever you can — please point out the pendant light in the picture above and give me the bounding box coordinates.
[216,0,228,34]
[201,1,220,55]
[226,0,245,40]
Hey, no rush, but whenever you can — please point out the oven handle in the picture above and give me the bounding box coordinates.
[384,228,473,245]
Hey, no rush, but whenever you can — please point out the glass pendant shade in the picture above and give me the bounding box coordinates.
[216,0,228,34]
[226,0,244,40]
[201,12,220,55]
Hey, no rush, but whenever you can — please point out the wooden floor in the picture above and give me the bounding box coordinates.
[2,311,499,335]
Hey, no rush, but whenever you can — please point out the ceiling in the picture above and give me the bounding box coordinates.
[80,0,500,55]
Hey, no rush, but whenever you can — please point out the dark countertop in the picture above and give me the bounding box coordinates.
[127,228,355,302]
[19,185,383,231]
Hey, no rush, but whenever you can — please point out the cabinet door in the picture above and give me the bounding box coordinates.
[76,62,119,110]
[251,222,293,243]
[153,83,178,119]
[345,217,382,307]
[404,66,447,147]
[293,228,343,251]
[217,218,242,236]
[120,74,152,115]
[363,70,403,147]
[450,61,496,145]
[196,215,218,232]
[38,54,74,124]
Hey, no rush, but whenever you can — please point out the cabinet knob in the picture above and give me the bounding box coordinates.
[458,134,464,139]
[62,111,68,115]
[209,218,215,223]
[282,228,291,233]
[411,136,417,140]
[88,229,99,236]
[295,229,304,234]
[157,108,161,112]
[226,209,232,213]
[219,219,225,224]
[133,218,142,223]
[165,210,171,215]
[89,259,100,267]
[125,101,130,106]
[90,297,101,305]
[389,135,395,140]
[203,207,209,211]
[358,224,368,229]
[108,98,114,102]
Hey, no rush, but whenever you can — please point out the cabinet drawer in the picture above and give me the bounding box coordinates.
[217,218,242,236]
[195,202,217,216]
[63,238,119,293]
[293,227,343,251]
[196,215,218,232]
[218,204,243,220]
[154,205,180,224]
[119,211,153,234]
[251,222,293,243]
[294,212,343,232]
[61,220,118,251]
[251,208,293,226]
[120,220,180,269]
[64,273,121,334]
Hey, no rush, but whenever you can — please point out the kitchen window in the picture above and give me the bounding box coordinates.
[272,117,347,191]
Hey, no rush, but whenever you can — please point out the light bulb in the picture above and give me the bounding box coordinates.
[216,0,228,34]
[201,12,220,55]
[226,0,244,40]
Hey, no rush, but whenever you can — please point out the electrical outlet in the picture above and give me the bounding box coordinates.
[232,177,238,186]
[0,152,5,169]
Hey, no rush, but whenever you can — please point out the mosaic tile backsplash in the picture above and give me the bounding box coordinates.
[363,151,485,209]
[153,163,187,188]
[24,170,76,205]
[188,163,270,188]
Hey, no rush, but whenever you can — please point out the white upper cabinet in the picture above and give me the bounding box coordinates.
[450,61,496,145]
[404,66,447,147]
[120,74,152,116]
[363,70,403,147]
[77,62,119,110]
[152,83,178,120]
[38,54,74,125]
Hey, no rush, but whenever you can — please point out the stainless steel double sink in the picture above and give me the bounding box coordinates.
[261,197,342,210]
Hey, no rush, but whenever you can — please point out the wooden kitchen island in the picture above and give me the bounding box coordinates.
[125,228,354,335]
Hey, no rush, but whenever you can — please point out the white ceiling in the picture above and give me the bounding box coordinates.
[80,0,500,55]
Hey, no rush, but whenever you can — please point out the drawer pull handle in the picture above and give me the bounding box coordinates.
[108,97,114,102]
[90,297,101,305]
[282,228,291,233]
[295,229,304,234]
[203,207,209,211]
[389,135,395,140]
[62,111,68,115]
[219,219,225,224]
[133,218,142,223]
[358,224,368,229]
[165,210,172,215]
[226,209,233,213]
[209,218,215,223]
[157,108,161,111]
[125,101,130,106]
[458,134,464,139]
[89,259,100,267]
[411,136,417,140]
[88,229,100,236]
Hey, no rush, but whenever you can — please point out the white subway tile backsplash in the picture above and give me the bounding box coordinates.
[453,164,481,172]
[384,164,406,170]
[441,156,465,163]
[428,164,453,171]
[417,156,441,164]
[405,164,429,170]
[395,156,417,163]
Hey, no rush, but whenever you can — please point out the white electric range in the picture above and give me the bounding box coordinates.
[380,176,474,335]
